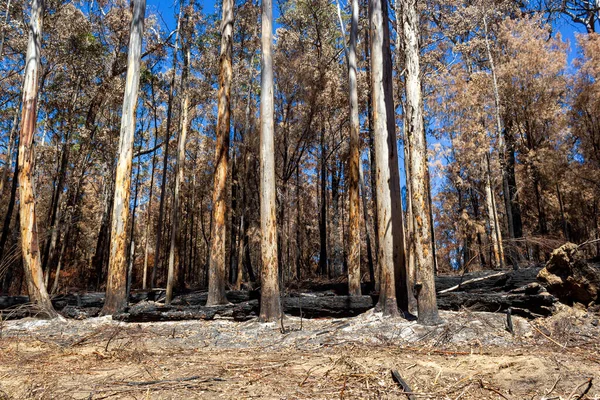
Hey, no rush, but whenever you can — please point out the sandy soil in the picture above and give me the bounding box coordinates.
[0,305,598,399]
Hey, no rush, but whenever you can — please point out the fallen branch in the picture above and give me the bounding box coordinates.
[478,378,509,399]
[126,376,224,386]
[567,377,593,400]
[530,323,566,348]
[391,370,416,400]
[438,272,508,294]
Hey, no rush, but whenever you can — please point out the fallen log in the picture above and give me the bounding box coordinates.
[435,268,542,293]
[114,295,376,322]
[283,295,374,318]
[291,269,542,295]
[436,292,556,318]
[114,301,259,322]
[170,290,259,306]
[0,290,163,312]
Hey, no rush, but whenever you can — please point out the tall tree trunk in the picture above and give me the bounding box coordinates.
[505,127,523,240]
[381,0,408,312]
[331,158,342,276]
[484,154,504,269]
[127,143,143,300]
[50,159,86,295]
[483,14,508,268]
[41,141,69,285]
[295,165,303,280]
[403,124,418,313]
[347,0,361,294]
[142,80,160,290]
[369,0,403,316]
[364,26,380,285]
[151,10,182,288]
[207,0,234,306]
[483,12,521,266]
[469,187,487,269]
[101,0,146,315]
[17,0,56,317]
[92,165,114,289]
[318,130,328,276]
[259,0,281,321]
[166,36,192,304]
[345,0,362,295]
[402,0,440,325]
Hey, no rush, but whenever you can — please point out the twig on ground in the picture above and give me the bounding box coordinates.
[126,376,223,386]
[478,378,509,399]
[567,377,593,400]
[105,325,122,352]
[544,375,560,396]
[530,323,566,349]
[391,369,416,400]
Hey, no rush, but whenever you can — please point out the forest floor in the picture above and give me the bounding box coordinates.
[0,304,598,399]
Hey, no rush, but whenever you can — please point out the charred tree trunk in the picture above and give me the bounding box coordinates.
[166,34,192,304]
[381,0,408,312]
[17,0,56,317]
[92,165,114,290]
[402,0,440,324]
[142,80,160,290]
[151,11,182,288]
[369,0,403,316]
[347,0,361,294]
[359,159,376,289]
[318,129,328,277]
[259,0,282,321]
[364,27,380,285]
[484,154,504,269]
[101,0,146,315]
[0,140,19,294]
[207,0,234,306]
[41,141,69,284]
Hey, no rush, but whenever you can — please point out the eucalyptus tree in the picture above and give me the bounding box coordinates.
[102,0,147,315]
[207,0,235,306]
[402,0,440,324]
[17,0,57,317]
[259,0,282,322]
[369,0,407,316]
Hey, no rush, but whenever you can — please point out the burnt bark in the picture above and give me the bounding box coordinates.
[17,0,56,318]
[259,0,282,321]
[207,0,234,306]
[102,0,146,315]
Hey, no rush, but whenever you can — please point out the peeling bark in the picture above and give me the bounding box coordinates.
[259,0,282,322]
[207,0,234,306]
[102,0,146,315]
[346,0,361,295]
[369,0,401,317]
[402,0,440,325]
[167,34,192,304]
[17,0,56,318]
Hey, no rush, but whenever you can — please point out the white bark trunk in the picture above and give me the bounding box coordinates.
[102,0,146,315]
[402,0,440,325]
[18,0,57,317]
[259,0,281,321]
